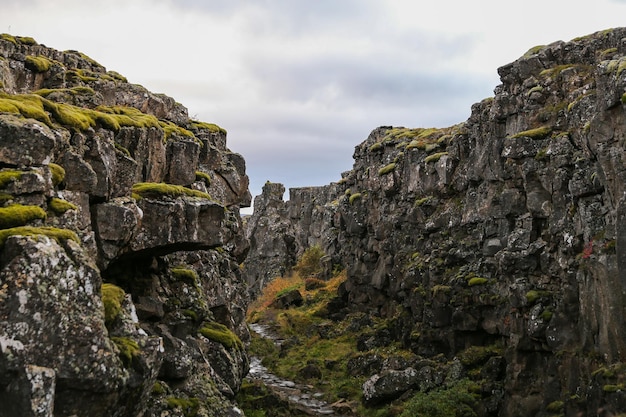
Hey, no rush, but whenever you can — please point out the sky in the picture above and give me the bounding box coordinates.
[3,0,626,213]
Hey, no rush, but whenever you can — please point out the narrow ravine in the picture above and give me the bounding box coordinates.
[247,323,347,416]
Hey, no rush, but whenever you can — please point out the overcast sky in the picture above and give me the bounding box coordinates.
[3,0,626,213]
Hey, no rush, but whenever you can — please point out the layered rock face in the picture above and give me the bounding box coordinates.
[246,28,626,415]
[0,35,251,416]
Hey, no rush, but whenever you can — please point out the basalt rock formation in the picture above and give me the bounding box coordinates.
[245,28,626,416]
[0,34,251,416]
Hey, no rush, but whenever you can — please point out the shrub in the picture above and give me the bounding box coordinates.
[304,277,326,291]
[295,245,324,277]
[400,378,478,417]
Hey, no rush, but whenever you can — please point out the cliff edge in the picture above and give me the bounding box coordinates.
[0,34,250,417]
[245,28,626,416]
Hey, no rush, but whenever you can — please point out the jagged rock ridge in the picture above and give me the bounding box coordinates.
[245,28,626,416]
[0,34,251,416]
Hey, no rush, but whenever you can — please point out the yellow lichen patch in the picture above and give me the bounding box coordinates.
[0,204,47,229]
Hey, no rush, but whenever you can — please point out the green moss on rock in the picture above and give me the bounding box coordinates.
[199,321,243,349]
[166,397,200,417]
[25,55,52,73]
[171,267,199,284]
[0,204,47,229]
[48,197,77,215]
[424,152,448,163]
[378,162,396,176]
[48,163,65,186]
[111,336,140,367]
[190,120,226,134]
[101,283,125,324]
[349,192,362,204]
[510,126,552,139]
[195,171,211,185]
[131,182,212,200]
[0,226,79,247]
[0,170,22,189]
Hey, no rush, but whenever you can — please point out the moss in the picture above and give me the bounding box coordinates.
[424,152,448,163]
[195,171,211,185]
[603,384,624,393]
[48,163,65,186]
[349,192,362,204]
[546,401,564,412]
[414,196,432,207]
[171,267,199,284]
[0,226,79,247]
[16,36,37,45]
[131,182,212,200]
[199,321,243,349]
[400,378,478,417]
[101,283,125,324]
[183,309,199,321]
[510,126,552,139]
[111,336,140,367]
[368,142,383,152]
[0,204,47,229]
[468,277,489,287]
[35,86,96,98]
[524,45,546,57]
[526,290,551,304]
[540,309,553,321]
[378,162,396,175]
[25,55,52,73]
[0,170,23,189]
[621,93,626,105]
[190,120,226,134]
[527,85,544,96]
[0,93,53,125]
[48,197,77,215]
[166,397,200,417]
[159,120,194,139]
[457,344,502,368]
[114,143,131,157]
[0,34,17,45]
[152,381,165,395]
[107,71,128,83]
[432,285,451,295]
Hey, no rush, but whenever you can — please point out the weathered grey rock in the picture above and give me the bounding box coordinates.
[0,114,58,166]
[246,27,626,416]
[362,367,418,404]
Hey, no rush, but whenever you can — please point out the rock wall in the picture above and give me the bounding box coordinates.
[0,34,251,416]
[246,28,626,415]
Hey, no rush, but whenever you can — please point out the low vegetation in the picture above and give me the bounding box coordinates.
[131,182,212,200]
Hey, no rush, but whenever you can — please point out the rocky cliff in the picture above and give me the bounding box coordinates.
[245,28,626,415]
[0,34,251,416]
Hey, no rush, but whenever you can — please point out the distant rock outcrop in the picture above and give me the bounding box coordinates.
[246,28,626,415]
[0,34,251,416]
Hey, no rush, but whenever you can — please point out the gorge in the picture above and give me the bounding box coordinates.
[2,26,626,417]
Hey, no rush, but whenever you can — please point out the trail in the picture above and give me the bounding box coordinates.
[246,323,350,416]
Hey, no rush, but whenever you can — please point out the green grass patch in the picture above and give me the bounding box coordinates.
[131,182,212,200]
[0,204,47,229]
